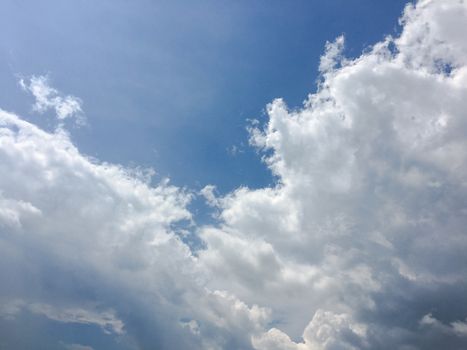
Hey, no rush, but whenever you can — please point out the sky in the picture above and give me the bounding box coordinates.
[0,0,408,193]
[1,0,467,349]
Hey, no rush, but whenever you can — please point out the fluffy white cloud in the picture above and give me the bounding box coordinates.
[420,313,467,338]
[0,109,268,349]
[198,0,467,348]
[19,75,84,124]
[253,310,367,350]
[2,0,467,349]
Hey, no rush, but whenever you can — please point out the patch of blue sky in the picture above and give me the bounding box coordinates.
[0,0,409,223]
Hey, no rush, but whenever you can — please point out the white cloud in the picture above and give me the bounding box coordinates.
[198,0,467,348]
[318,35,345,74]
[19,75,84,124]
[26,302,125,335]
[253,310,367,350]
[420,313,467,337]
[0,108,268,349]
[65,345,94,350]
[200,185,220,207]
[2,0,467,349]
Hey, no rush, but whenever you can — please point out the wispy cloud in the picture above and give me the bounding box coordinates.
[19,75,85,125]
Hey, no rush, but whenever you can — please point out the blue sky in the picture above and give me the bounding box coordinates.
[2,1,467,349]
[1,0,408,193]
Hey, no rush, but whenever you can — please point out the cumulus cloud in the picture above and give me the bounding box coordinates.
[420,313,467,337]
[253,310,367,350]
[201,185,220,207]
[19,75,84,124]
[318,35,345,74]
[197,0,467,348]
[2,0,467,349]
[0,109,268,349]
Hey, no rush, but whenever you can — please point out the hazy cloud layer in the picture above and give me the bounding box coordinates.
[1,0,467,349]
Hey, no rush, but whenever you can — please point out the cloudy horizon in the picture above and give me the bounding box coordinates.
[1,0,467,349]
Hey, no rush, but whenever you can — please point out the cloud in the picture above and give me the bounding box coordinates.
[0,109,268,349]
[197,0,467,348]
[19,75,85,125]
[253,310,367,350]
[64,344,94,350]
[200,185,220,207]
[420,313,467,338]
[2,0,467,349]
[318,35,345,74]
[0,300,125,335]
